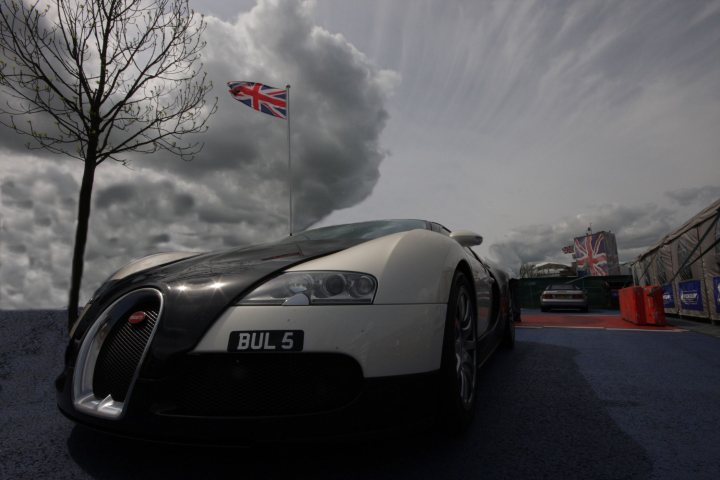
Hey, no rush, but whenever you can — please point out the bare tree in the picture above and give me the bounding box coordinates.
[0,0,217,327]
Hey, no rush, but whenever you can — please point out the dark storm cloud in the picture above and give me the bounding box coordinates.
[7,244,27,254]
[666,185,720,207]
[0,0,396,308]
[196,202,277,225]
[174,193,195,213]
[0,163,78,307]
[150,234,171,243]
[142,0,397,230]
[489,204,680,273]
[0,4,95,160]
[88,179,200,253]
[94,184,137,208]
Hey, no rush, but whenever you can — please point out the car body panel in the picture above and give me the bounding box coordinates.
[292,230,493,336]
[193,304,446,377]
[288,229,456,305]
[110,252,202,281]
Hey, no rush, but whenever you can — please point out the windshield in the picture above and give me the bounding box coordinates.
[291,219,429,241]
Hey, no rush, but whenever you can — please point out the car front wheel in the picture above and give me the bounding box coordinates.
[438,271,478,433]
[503,311,515,349]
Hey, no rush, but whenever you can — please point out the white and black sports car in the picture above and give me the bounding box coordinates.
[57,219,516,442]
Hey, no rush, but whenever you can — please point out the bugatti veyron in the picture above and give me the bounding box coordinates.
[56,219,516,442]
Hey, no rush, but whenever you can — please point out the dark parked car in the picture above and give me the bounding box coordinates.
[540,284,588,312]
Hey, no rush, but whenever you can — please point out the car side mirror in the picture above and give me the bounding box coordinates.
[450,230,483,247]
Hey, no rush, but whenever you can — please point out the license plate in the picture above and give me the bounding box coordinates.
[227,330,304,352]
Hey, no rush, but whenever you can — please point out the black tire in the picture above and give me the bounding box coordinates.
[502,310,515,349]
[438,271,478,434]
[540,306,549,312]
[509,279,521,323]
[580,306,589,313]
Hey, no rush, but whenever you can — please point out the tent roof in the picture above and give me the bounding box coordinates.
[637,198,720,261]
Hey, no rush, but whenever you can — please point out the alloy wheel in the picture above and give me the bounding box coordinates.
[454,286,477,408]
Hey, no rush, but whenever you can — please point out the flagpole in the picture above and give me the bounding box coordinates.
[286,84,293,236]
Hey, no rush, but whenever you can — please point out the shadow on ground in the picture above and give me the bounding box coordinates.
[65,342,652,480]
[0,311,653,479]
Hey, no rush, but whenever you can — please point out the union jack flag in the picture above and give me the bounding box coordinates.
[228,81,287,119]
[573,233,609,276]
[562,245,574,254]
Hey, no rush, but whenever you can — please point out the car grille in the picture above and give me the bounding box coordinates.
[92,306,159,402]
[155,353,364,417]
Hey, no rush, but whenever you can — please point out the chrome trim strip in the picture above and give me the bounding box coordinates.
[72,288,164,420]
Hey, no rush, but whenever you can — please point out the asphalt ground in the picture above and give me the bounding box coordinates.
[1,310,719,480]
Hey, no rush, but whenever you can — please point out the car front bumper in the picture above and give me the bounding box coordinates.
[540,299,588,308]
[57,303,447,443]
[56,364,441,444]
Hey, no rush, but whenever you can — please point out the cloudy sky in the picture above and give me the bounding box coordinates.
[1,0,719,308]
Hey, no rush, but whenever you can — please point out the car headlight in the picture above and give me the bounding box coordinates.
[237,271,377,306]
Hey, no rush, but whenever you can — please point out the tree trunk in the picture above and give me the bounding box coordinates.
[67,159,96,329]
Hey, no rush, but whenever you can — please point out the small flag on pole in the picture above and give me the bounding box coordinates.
[228,81,287,119]
[228,81,294,235]
[562,245,574,254]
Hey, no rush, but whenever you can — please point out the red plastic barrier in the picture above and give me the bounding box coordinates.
[619,286,646,325]
[642,286,667,326]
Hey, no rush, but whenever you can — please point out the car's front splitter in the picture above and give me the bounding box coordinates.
[540,301,588,308]
[56,363,441,444]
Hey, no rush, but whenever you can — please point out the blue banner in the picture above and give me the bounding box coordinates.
[713,277,720,314]
[662,284,675,309]
[679,280,704,312]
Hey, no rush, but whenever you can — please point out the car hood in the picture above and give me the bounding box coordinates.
[83,236,368,366]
